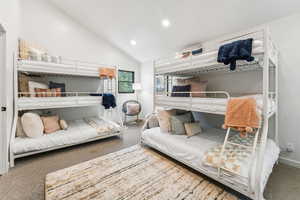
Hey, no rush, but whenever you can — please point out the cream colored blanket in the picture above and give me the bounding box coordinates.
[203,134,255,175]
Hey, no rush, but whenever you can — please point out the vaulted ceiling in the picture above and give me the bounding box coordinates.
[50,0,300,62]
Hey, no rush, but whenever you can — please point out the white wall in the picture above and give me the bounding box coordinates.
[140,13,300,167]
[140,61,154,117]
[0,0,20,174]
[19,0,140,121]
[268,13,300,167]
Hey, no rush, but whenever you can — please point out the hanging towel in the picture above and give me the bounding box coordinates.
[102,93,116,109]
[217,38,255,71]
[223,98,260,135]
[99,68,116,79]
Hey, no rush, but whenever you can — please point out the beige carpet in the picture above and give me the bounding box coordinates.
[1,124,300,200]
[45,145,239,200]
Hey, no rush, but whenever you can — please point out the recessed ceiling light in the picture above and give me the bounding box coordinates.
[161,19,171,28]
[130,40,137,46]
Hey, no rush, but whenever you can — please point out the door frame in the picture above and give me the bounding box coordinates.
[0,24,8,174]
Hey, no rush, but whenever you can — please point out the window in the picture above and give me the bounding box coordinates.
[118,70,135,93]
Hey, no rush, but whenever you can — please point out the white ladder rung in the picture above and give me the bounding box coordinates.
[226,141,253,149]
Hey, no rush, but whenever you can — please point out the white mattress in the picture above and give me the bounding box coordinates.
[156,94,275,115]
[13,119,119,155]
[18,96,102,110]
[141,127,279,190]
[155,40,264,73]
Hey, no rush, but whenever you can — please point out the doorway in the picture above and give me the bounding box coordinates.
[0,25,7,174]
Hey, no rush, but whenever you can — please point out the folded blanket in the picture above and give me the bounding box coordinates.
[217,38,255,70]
[99,67,116,79]
[223,98,260,134]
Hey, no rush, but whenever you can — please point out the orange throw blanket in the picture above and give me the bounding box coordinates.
[99,68,116,79]
[223,98,260,134]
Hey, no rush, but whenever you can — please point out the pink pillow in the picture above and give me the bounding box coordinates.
[178,78,208,97]
[126,103,140,115]
[41,115,61,134]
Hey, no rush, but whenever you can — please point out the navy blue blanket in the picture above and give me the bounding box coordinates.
[217,38,255,71]
[89,93,116,109]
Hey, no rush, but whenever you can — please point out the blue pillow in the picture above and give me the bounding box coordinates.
[171,85,191,97]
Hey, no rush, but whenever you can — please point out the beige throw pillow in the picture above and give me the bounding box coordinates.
[21,113,44,138]
[16,117,26,137]
[157,110,176,133]
[41,115,61,134]
[59,119,68,130]
[184,122,202,137]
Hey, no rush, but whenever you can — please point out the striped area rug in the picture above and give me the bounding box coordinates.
[45,145,239,200]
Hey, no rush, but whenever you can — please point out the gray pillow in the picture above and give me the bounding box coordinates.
[170,112,193,135]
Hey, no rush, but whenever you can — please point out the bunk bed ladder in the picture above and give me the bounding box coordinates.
[218,126,260,187]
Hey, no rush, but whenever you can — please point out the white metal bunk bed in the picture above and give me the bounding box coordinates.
[10,56,124,167]
[141,26,279,200]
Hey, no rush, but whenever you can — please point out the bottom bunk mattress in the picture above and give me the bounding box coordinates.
[13,118,121,155]
[141,127,279,191]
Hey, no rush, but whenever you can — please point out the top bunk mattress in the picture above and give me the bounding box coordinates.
[141,127,279,190]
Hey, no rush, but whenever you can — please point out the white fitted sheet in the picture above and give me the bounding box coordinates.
[141,127,279,190]
[14,119,119,155]
[156,94,275,115]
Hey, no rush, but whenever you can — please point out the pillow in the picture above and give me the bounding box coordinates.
[21,113,44,138]
[157,109,176,133]
[35,88,61,97]
[184,122,202,137]
[16,117,26,137]
[147,115,159,129]
[18,73,31,97]
[49,81,66,97]
[171,85,191,97]
[59,119,68,130]
[178,78,208,97]
[28,81,48,97]
[170,112,193,135]
[41,115,61,134]
[126,103,140,115]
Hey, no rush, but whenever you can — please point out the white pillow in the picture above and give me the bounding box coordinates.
[28,81,48,97]
[21,113,44,138]
[59,119,68,130]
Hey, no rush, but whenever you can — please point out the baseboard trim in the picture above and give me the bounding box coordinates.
[279,156,300,168]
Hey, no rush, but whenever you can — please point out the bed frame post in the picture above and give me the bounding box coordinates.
[9,53,18,168]
[254,26,270,200]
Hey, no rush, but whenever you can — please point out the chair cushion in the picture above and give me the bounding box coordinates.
[126,103,140,115]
